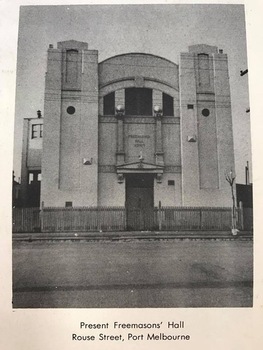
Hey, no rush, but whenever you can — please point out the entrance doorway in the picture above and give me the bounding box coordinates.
[125,174,154,230]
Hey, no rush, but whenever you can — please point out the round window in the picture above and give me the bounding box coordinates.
[202,108,210,117]
[67,106,76,115]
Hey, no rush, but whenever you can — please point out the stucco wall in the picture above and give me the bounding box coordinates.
[154,173,182,207]
[98,173,125,206]
[99,53,179,90]
[41,41,99,207]
[26,41,235,209]
[98,120,117,165]
[124,121,155,164]
[180,45,235,206]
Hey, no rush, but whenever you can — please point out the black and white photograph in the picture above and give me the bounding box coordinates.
[11,3,253,310]
[2,1,263,349]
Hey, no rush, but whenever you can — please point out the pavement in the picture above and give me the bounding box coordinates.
[12,230,253,242]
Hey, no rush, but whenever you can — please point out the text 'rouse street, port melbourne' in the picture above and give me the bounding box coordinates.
[71,320,191,342]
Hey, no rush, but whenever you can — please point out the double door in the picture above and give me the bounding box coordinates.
[126,174,154,231]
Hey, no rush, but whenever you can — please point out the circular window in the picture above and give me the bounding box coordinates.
[67,106,76,115]
[202,108,210,117]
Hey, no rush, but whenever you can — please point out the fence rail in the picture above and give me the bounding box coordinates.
[12,206,252,233]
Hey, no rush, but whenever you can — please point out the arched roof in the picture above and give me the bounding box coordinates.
[100,52,178,67]
[99,52,179,92]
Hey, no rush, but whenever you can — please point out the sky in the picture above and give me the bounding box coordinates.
[13,4,251,184]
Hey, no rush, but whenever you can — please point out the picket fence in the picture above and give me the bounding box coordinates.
[12,207,41,233]
[11,206,249,233]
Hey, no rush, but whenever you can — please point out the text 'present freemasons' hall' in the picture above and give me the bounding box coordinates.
[21,40,235,212]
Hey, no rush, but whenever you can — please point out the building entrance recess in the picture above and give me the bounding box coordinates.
[125,174,154,230]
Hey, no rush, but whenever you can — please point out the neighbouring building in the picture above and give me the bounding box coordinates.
[20,40,235,212]
[20,111,42,207]
[12,171,21,208]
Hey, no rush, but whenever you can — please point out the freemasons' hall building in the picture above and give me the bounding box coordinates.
[21,40,235,210]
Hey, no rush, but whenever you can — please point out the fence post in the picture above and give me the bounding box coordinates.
[40,201,44,232]
[125,201,128,231]
[21,207,24,231]
[238,201,244,230]
[158,201,162,231]
[97,207,101,232]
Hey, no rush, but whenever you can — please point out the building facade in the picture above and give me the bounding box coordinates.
[20,113,43,207]
[21,40,235,211]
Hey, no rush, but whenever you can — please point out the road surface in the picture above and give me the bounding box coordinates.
[12,239,253,308]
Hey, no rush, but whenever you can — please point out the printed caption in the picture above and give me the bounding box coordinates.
[72,321,191,342]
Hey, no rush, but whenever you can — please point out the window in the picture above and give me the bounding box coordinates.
[125,88,152,115]
[168,180,175,186]
[28,173,34,184]
[198,53,210,86]
[31,124,43,139]
[202,108,210,117]
[32,125,38,139]
[65,201,73,207]
[28,171,41,184]
[187,104,194,109]
[103,92,115,115]
[163,93,174,116]
[66,49,78,83]
[67,106,76,115]
[39,124,43,138]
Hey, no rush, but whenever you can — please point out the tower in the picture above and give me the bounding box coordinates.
[41,40,99,207]
[180,45,235,206]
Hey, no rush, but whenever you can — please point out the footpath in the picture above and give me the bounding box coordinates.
[13,230,253,242]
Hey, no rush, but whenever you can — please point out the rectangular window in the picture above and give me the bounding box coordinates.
[66,49,78,83]
[31,124,43,138]
[187,104,194,109]
[28,173,34,184]
[39,124,43,138]
[28,171,40,184]
[125,88,152,116]
[31,124,38,139]
[163,93,174,116]
[103,92,115,115]
[65,201,73,207]
[168,180,175,186]
[198,53,210,86]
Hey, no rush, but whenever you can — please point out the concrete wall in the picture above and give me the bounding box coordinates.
[24,41,234,209]
[98,173,125,206]
[124,121,155,164]
[99,53,180,119]
[162,122,181,166]
[98,120,117,165]
[97,53,181,207]
[99,53,179,90]
[180,45,235,206]
[41,41,99,207]
[154,173,182,206]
